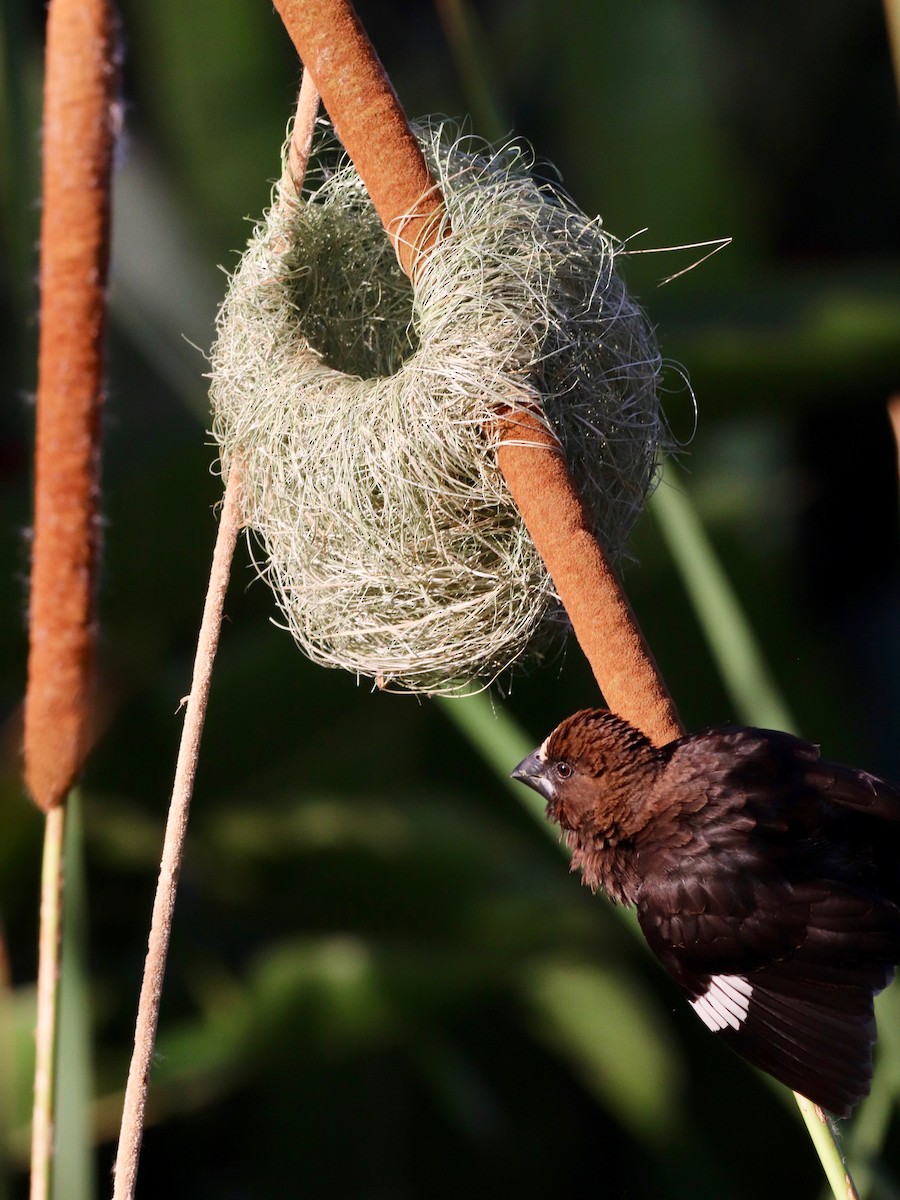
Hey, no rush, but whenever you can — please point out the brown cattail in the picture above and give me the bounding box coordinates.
[24,0,118,811]
[272,0,444,278]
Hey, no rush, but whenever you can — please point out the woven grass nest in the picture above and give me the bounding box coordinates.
[210,123,666,694]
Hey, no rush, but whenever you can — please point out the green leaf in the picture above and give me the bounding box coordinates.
[520,957,685,1146]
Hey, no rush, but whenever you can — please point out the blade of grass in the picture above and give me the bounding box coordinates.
[434,693,548,831]
[433,0,507,142]
[0,923,11,1200]
[649,462,797,733]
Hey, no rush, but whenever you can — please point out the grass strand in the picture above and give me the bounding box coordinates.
[649,463,797,732]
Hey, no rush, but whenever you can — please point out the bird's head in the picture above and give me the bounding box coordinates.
[512,708,663,841]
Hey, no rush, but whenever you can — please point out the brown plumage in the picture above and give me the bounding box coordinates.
[512,708,900,1117]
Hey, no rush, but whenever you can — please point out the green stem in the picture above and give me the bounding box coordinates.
[30,805,67,1200]
[55,791,94,1200]
[0,919,11,1200]
[796,1094,859,1200]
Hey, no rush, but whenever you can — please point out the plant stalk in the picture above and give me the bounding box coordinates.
[112,74,322,1200]
[30,807,66,1200]
[111,468,244,1200]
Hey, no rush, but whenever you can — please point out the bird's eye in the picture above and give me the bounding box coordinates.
[555,761,574,779]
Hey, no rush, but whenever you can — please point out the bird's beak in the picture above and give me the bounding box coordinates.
[511,750,554,801]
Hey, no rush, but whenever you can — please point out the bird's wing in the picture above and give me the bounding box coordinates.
[668,724,900,824]
[801,752,900,819]
[637,868,900,1116]
[635,726,900,1114]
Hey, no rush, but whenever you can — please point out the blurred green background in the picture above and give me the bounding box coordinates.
[3,1,900,1196]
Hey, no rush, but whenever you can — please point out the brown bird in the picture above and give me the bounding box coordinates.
[512,708,900,1117]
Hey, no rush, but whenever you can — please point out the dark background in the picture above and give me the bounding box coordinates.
[2,1,900,1196]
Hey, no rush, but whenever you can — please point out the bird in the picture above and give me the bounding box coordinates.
[511,707,900,1117]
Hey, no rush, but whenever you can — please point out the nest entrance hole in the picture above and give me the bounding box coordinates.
[285,198,420,379]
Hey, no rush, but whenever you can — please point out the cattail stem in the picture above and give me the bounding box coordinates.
[286,68,321,197]
[27,3,115,1196]
[271,0,444,279]
[795,1097,859,1200]
[30,807,66,1200]
[496,413,681,745]
[887,395,900,483]
[111,466,244,1200]
[112,77,322,1200]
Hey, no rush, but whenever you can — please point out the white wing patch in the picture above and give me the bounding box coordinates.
[690,974,753,1032]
